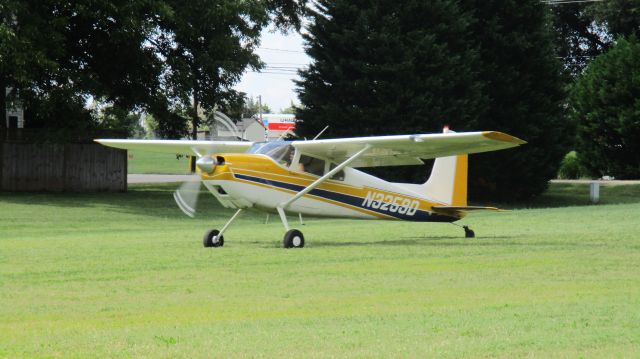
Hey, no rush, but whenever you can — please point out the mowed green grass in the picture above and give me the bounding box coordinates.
[127,149,192,174]
[1,183,639,358]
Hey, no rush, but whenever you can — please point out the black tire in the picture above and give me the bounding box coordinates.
[283,229,305,248]
[203,229,224,248]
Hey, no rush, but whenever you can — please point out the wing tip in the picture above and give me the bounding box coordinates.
[482,131,527,145]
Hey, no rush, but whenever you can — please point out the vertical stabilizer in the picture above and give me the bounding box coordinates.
[422,154,468,206]
[419,126,468,206]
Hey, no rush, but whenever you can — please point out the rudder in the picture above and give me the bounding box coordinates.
[422,154,468,206]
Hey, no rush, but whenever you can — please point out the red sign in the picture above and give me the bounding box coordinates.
[268,121,296,131]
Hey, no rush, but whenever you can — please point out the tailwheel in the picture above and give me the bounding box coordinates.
[203,229,224,248]
[283,229,305,248]
[463,225,475,238]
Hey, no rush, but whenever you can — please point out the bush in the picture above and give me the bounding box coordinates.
[570,36,640,179]
[557,151,587,179]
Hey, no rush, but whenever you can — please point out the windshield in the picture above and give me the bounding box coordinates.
[247,141,294,165]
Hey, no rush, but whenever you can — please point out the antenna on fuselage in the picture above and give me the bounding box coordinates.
[312,126,329,140]
[275,128,296,141]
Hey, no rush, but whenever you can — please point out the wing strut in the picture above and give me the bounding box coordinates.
[276,144,371,230]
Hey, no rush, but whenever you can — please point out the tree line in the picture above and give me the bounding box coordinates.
[2,0,639,199]
[0,0,305,140]
[295,0,640,199]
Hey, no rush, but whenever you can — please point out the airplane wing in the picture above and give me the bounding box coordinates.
[291,131,526,167]
[94,139,253,156]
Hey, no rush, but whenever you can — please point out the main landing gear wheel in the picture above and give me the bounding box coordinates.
[203,229,224,248]
[463,226,475,238]
[283,229,305,248]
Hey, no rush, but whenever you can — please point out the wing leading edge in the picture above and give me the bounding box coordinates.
[291,131,525,167]
[94,139,253,156]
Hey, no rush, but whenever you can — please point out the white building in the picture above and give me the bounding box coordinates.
[207,113,298,142]
[4,88,24,129]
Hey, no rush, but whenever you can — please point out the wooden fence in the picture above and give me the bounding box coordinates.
[0,143,127,192]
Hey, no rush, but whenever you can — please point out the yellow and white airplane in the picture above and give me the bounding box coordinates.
[96,128,525,248]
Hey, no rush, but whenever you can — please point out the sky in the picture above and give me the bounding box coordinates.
[234,29,311,113]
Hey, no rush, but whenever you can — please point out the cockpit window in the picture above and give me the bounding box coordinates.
[299,154,325,176]
[247,141,293,166]
[329,163,346,181]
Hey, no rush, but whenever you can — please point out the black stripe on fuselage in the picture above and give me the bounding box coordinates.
[233,173,457,222]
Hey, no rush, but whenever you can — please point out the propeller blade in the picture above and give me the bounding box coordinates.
[173,178,202,218]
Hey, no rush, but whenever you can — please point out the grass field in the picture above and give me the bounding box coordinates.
[1,183,639,358]
[127,149,192,174]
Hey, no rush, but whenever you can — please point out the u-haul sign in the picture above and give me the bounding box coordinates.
[260,114,296,131]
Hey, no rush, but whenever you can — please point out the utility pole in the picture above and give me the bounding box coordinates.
[258,95,267,141]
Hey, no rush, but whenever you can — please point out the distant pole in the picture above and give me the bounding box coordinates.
[258,95,267,141]
[590,181,600,203]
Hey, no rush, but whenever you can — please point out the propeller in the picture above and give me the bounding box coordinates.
[173,153,218,217]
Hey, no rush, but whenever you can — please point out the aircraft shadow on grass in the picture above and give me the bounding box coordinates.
[309,237,516,248]
[245,236,522,248]
[266,236,601,248]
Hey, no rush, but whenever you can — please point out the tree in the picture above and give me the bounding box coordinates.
[1,0,306,141]
[0,0,164,139]
[462,0,569,200]
[149,0,304,140]
[591,0,640,37]
[0,0,68,133]
[296,0,484,182]
[570,36,640,179]
[547,0,640,77]
[297,0,568,200]
[549,3,612,76]
[243,96,271,117]
[281,101,297,114]
[297,0,483,137]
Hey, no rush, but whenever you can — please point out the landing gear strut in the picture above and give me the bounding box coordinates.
[463,225,475,238]
[203,208,243,248]
[277,206,305,249]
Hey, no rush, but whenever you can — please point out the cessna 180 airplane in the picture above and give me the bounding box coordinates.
[96,128,525,248]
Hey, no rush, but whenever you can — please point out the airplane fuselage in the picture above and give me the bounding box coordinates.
[201,153,461,222]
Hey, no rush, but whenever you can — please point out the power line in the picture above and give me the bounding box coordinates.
[543,0,605,4]
[258,47,306,54]
[250,70,303,76]
[264,62,309,66]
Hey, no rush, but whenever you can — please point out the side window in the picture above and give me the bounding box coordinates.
[329,163,345,181]
[299,154,325,176]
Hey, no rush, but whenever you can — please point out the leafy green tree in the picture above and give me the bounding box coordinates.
[296,0,484,183]
[243,96,271,117]
[297,0,483,140]
[0,0,68,132]
[570,36,640,179]
[0,0,163,138]
[591,0,640,37]
[281,101,297,114]
[547,0,640,76]
[1,0,306,141]
[549,3,612,76]
[297,0,567,200]
[462,0,568,200]
[149,0,304,139]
